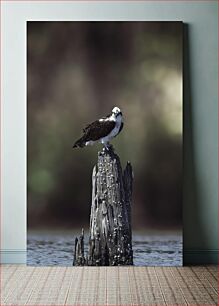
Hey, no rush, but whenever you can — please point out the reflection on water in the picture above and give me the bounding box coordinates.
[27,230,182,266]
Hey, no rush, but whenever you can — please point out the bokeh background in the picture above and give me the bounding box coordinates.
[27,22,182,232]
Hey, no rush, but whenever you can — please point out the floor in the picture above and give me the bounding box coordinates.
[1,265,218,305]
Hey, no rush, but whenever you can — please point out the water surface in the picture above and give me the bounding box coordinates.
[27,230,182,266]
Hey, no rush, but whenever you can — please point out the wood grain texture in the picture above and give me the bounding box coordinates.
[74,146,133,266]
[1,265,218,305]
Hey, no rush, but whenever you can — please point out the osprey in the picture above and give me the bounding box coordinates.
[73,107,123,149]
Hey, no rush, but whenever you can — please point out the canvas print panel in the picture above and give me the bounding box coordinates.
[27,21,183,266]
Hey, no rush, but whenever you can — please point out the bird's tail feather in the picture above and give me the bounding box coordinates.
[73,136,86,148]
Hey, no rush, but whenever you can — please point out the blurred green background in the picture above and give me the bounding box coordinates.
[27,22,182,230]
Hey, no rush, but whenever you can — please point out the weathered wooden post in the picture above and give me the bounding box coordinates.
[74,145,133,266]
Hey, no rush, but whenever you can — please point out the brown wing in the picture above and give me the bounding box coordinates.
[83,120,116,141]
[83,114,111,132]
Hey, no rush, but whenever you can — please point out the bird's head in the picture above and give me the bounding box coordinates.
[112,106,122,117]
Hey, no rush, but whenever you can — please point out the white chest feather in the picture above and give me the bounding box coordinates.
[101,114,122,144]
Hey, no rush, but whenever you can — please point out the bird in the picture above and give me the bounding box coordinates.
[73,107,123,150]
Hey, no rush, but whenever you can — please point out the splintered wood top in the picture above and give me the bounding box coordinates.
[1,265,218,305]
